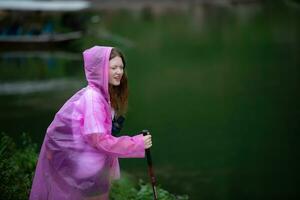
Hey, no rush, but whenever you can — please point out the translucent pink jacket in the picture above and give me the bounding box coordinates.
[29,46,145,200]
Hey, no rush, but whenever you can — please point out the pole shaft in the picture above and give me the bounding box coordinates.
[142,130,158,200]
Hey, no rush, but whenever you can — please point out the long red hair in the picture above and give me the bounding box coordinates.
[109,48,128,117]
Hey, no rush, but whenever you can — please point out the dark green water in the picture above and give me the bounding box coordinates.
[0,2,299,199]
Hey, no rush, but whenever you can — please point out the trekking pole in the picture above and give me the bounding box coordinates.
[141,130,158,200]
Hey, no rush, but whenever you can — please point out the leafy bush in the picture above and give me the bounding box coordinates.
[110,175,189,200]
[0,132,37,200]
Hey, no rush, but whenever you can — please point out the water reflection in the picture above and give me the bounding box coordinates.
[0,51,82,81]
[0,78,82,95]
[0,51,81,60]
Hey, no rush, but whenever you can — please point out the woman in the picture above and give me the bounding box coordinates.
[29,46,152,200]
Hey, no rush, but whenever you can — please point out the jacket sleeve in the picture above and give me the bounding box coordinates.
[80,88,145,158]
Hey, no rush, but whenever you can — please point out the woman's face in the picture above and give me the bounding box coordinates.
[109,56,124,86]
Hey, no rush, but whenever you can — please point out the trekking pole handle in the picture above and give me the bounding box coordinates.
[141,129,152,166]
[142,129,150,136]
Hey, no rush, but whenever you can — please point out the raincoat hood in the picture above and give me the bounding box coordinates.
[83,46,113,101]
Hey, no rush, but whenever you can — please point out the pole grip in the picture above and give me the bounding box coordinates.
[142,129,149,136]
[141,130,152,166]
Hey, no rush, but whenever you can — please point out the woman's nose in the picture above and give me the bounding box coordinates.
[116,68,123,74]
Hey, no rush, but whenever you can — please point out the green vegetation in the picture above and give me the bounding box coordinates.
[110,175,188,200]
[0,133,36,200]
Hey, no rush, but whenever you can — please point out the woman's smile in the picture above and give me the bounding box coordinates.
[114,76,121,80]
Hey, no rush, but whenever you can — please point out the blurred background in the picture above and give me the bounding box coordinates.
[0,0,299,199]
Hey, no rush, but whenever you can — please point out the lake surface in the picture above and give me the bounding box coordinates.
[0,2,299,199]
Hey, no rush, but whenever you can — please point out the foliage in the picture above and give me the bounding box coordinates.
[110,176,189,200]
[0,132,37,200]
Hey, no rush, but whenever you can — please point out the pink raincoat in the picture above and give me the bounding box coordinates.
[29,46,145,200]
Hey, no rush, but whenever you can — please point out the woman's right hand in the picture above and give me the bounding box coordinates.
[143,134,152,149]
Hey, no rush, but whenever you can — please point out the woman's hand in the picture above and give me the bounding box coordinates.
[143,134,152,149]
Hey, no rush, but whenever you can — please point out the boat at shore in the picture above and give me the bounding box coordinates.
[0,0,90,50]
